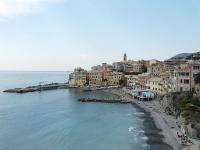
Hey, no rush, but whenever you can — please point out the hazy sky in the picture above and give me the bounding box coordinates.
[0,0,200,71]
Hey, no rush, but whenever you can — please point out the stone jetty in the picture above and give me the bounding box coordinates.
[78,98,131,104]
[3,83,69,93]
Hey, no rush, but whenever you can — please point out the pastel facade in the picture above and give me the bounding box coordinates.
[125,75,138,87]
[123,61,144,73]
[87,71,103,86]
[173,61,200,92]
[68,53,200,93]
[107,72,123,86]
[101,63,113,84]
[146,77,165,94]
[137,73,151,89]
[173,64,191,92]
[87,63,113,86]
[113,54,146,73]
[148,62,169,77]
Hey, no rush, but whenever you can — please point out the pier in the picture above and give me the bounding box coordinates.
[78,98,131,104]
[3,83,69,93]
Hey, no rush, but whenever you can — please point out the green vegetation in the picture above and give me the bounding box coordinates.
[141,65,147,73]
[173,92,200,122]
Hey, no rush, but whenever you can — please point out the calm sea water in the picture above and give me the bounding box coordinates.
[0,71,149,150]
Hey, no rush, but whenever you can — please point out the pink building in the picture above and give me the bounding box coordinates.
[137,73,151,89]
[173,61,200,92]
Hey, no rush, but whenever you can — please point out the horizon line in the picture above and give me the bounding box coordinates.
[0,70,72,72]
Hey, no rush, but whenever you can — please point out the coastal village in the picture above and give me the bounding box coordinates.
[2,0,200,150]
[69,52,200,95]
[69,52,200,150]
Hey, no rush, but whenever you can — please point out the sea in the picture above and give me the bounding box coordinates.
[0,71,172,150]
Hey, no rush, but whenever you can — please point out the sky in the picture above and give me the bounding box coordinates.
[0,0,200,71]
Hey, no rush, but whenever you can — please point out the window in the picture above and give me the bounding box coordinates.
[186,72,189,76]
[184,79,189,84]
[179,72,189,76]
[180,79,183,83]
[193,66,200,70]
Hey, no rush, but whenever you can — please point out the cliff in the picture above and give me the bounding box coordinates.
[159,92,200,139]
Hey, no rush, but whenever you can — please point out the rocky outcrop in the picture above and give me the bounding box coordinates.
[177,115,200,139]
[186,123,200,139]
[159,93,200,140]
[159,94,180,116]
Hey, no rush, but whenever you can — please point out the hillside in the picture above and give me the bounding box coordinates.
[168,53,193,60]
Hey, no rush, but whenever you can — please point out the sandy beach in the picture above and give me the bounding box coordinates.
[104,88,200,150]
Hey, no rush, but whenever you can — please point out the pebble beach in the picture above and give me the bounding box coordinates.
[104,88,200,150]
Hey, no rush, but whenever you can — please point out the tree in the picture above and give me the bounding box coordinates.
[194,72,200,85]
[141,65,147,73]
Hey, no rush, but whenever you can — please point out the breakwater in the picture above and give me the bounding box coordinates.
[78,98,131,104]
[3,83,69,93]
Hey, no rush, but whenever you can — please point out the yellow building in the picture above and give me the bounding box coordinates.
[107,72,123,86]
[125,75,138,87]
[87,63,114,86]
[146,77,165,94]
[87,71,103,86]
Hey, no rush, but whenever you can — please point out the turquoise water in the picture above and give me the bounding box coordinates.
[0,71,149,150]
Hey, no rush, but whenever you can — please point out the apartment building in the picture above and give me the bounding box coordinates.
[87,71,103,86]
[87,63,114,86]
[137,73,151,89]
[107,72,123,86]
[148,62,169,77]
[173,63,192,92]
[123,61,144,73]
[124,75,138,87]
[146,77,165,94]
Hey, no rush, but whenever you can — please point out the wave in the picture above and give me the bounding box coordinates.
[128,126,145,133]
[141,136,148,140]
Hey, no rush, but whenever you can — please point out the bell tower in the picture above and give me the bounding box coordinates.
[123,53,127,62]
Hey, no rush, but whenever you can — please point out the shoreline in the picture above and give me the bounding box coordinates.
[102,88,181,150]
[131,102,174,150]
[131,101,180,150]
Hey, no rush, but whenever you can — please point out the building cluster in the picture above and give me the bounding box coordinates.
[69,53,200,95]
